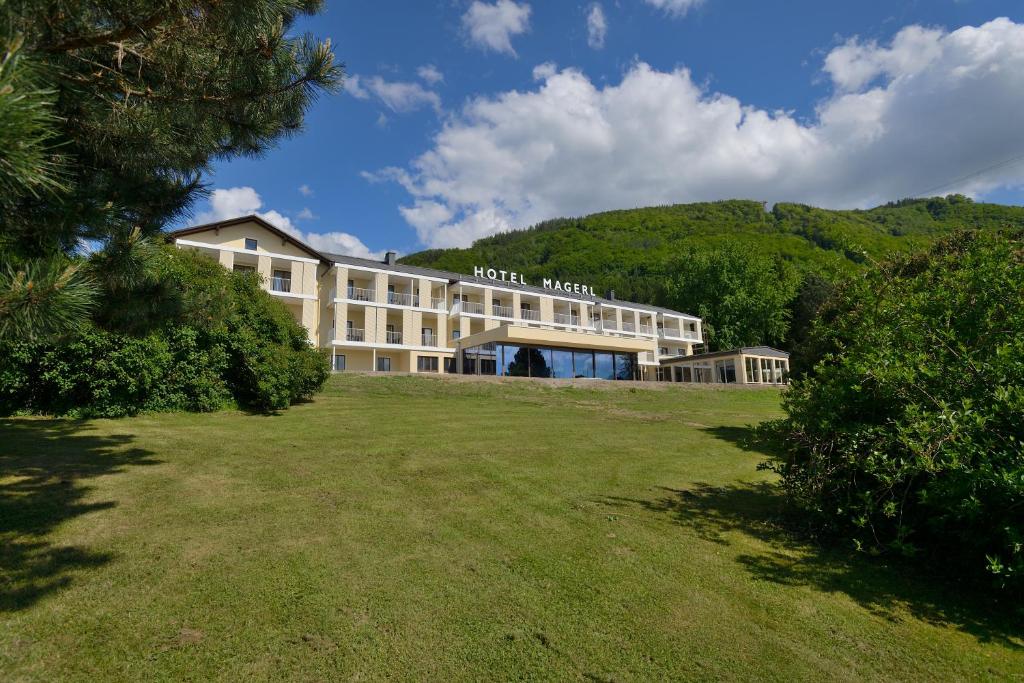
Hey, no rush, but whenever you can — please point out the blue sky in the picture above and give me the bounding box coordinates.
[193,0,1024,258]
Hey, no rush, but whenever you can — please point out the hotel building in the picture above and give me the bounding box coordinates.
[171,215,708,381]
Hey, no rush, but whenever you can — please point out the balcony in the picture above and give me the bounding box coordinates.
[492,304,513,318]
[421,333,439,347]
[270,276,291,293]
[553,313,580,326]
[346,287,375,302]
[621,321,636,333]
[455,300,485,315]
[431,297,447,311]
[639,324,655,335]
[387,291,419,307]
[520,308,541,321]
[386,330,402,344]
[345,328,365,342]
[597,320,618,332]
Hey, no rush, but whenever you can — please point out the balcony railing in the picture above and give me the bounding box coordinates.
[520,308,541,321]
[553,313,580,326]
[386,330,402,344]
[621,321,636,333]
[270,277,291,293]
[492,304,513,318]
[421,333,439,347]
[639,324,655,335]
[598,320,618,332]
[346,287,375,302]
[455,300,485,315]
[346,328,364,342]
[431,297,447,311]
[387,291,419,307]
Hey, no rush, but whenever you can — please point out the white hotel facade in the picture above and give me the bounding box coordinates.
[171,216,707,381]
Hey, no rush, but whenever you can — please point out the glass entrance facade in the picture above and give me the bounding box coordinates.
[462,343,638,380]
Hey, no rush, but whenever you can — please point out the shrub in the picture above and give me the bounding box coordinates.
[760,231,1024,592]
[0,248,329,416]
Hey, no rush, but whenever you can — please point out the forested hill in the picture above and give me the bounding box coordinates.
[400,196,1024,306]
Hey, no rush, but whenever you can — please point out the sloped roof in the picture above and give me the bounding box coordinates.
[169,215,333,263]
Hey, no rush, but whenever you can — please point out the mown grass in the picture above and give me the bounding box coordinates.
[1,375,1021,681]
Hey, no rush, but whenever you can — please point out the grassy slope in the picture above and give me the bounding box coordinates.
[400,197,1024,304]
[1,376,1021,681]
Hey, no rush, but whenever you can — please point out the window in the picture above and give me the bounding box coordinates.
[659,347,669,356]
[333,355,346,372]
[444,357,457,374]
[452,330,461,340]
[417,356,439,372]
[422,327,435,346]
[271,269,291,292]
[715,360,737,384]
[233,264,255,273]
[376,356,391,372]
[244,238,257,250]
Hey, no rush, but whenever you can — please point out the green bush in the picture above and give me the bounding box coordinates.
[0,248,329,416]
[760,231,1024,592]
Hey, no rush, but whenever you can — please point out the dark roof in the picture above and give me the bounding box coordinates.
[175,215,698,319]
[662,346,789,363]
[169,215,333,263]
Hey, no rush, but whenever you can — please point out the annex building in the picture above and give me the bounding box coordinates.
[169,216,784,383]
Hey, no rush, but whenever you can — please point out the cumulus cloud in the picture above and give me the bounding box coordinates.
[417,64,445,85]
[372,18,1024,248]
[298,184,313,197]
[297,207,316,220]
[586,4,607,50]
[462,0,531,56]
[193,187,382,260]
[643,0,704,17]
[346,74,441,114]
[345,74,369,99]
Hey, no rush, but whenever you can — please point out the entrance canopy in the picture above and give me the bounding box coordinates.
[456,325,653,354]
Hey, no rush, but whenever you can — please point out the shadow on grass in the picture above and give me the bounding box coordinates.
[601,425,1024,650]
[0,419,160,612]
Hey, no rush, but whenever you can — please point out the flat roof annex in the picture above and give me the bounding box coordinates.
[662,346,790,363]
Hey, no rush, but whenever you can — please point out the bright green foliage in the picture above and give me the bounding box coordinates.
[402,197,1024,349]
[760,231,1024,592]
[0,248,329,416]
[663,249,799,349]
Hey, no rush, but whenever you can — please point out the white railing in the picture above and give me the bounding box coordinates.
[421,333,439,347]
[346,328,364,342]
[386,330,402,344]
[431,297,447,310]
[553,313,580,326]
[520,308,541,321]
[270,277,291,293]
[455,300,485,315]
[621,322,635,332]
[639,324,654,335]
[387,291,419,307]
[347,287,374,302]
[492,304,513,318]
[599,320,618,332]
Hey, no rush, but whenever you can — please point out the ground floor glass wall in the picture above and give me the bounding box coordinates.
[462,343,638,380]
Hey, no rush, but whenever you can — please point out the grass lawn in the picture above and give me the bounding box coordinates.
[1,375,1021,681]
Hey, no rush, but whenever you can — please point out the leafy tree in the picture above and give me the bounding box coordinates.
[759,231,1024,592]
[0,0,341,338]
[662,249,799,350]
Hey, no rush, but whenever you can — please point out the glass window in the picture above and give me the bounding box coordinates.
[682,366,693,382]
[551,349,573,379]
[417,356,438,372]
[614,353,636,381]
[444,357,457,374]
[376,356,391,372]
[760,358,772,383]
[502,345,529,377]
[462,348,476,375]
[528,347,552,378]
[244,238,257,250]
[452,330,461,340]
[595,352,614,380]
[333,355,346,372]
[479,343,498,376]
[573,350,594,378]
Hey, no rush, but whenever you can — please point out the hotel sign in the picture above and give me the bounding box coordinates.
[473,266,596,296]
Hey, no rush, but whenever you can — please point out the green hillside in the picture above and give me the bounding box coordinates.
[401,196,1024,306]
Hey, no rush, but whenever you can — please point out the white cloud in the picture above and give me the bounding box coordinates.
[417,64,445,85]
[297,207,316,220]
[643,0,704,17]
[372,18,1024,248]
[348,75,442,114]
[462,0,531,56]
[193,187,382,260]
[586,4,607,50]
[345,74,369,99]
[298,184,313,197]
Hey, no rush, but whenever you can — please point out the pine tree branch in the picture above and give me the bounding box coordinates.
[40,11,171,53]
